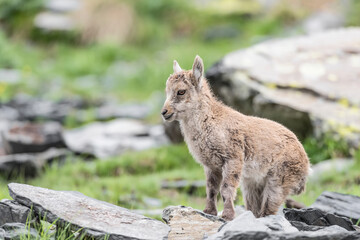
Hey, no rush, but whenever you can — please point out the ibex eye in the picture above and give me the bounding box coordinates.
[177,90,186,95]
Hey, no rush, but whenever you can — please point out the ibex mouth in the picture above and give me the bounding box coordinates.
[164,113,174,120]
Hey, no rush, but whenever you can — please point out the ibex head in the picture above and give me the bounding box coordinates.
[161,55,205,122]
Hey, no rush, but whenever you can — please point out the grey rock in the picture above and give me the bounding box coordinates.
[311,191,360,224]
[284,208,355,231]
[303,11,344,34]
[2,121,66,154]
[206,28,360,145]
[45,0,80,12]
[162,206,225,240]
[96,103,151,120]
[0,223,40,240]
[64,119,169,158]
[34,12,74,31]
[209,211,297,240]
[0,96,89,122]
[310,158,354,180]
[0,199,32,226]
[0,148,71,179]
[143,197,162,208]
[8,183,170,240]
[216,225,360,240]
[0,69,21,84]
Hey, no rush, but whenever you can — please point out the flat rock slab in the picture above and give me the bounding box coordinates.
[8,183,170,240]
[2,121,66,154]
[0,148,71,179]
[311,191,360,224]
[64,119,168,158]
[207,28,360,144]
[162,206,225,240]
[215,225,360,240]
[209,211,297,240]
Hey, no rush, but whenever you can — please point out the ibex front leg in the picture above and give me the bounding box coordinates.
[221,159,241,221]
[203,167,222,216]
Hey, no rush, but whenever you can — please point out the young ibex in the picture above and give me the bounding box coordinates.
[161,55,310,221]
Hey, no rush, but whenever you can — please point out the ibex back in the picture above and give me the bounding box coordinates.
[161,55,310,221]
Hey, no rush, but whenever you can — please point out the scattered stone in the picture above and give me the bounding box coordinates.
[0,69,21,84]
[34,12,75,31]
[206,28,360,145]
[0,148,71,179]
[0,199,32,226]
[311,191,360,224]
[45,0,80,12]
[0,95,98,122]
[211,225,360,240]
[96,103,151,120]
[2,122,66,154]
[8,183,170,240]
[0,96,151,124]
[162,206,225,240]
[63,119,168,158]
[284,208,355,231]
[209,211,297,240]
[143,197,162,208]
[0,223,40,240]
[303,11,344,34]
[310,158,354,180]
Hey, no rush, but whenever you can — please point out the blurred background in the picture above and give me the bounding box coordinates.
[0,0,359,218]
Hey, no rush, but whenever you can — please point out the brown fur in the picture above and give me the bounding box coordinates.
[161,56,310,221]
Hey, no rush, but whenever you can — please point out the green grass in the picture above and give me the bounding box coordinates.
[2,144,360,215]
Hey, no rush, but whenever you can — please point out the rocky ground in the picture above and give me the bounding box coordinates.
[1,183,360,239]
[0,96,169,179]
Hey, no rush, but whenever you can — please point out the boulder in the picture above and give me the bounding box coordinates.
[2,122,66,154]
[206,28,360,146]
[284,208,355,231]
[162,206,225,240]
[311,191,360,224]
[0,223,40,240]
[0,199,32,226]
[0,148,70,179]
[8,183,170,240]
[310,158,354,181]
[63,119,169,158]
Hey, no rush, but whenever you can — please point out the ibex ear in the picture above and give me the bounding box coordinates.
[173,60,182,73]
[192,55,204,87]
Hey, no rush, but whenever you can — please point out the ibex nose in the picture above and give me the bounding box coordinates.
[161,109,168,116]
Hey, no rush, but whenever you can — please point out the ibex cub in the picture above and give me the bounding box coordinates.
[161,55,310,221]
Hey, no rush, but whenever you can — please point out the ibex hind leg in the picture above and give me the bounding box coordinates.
[259,177,287,217]
[242,181,264,218]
